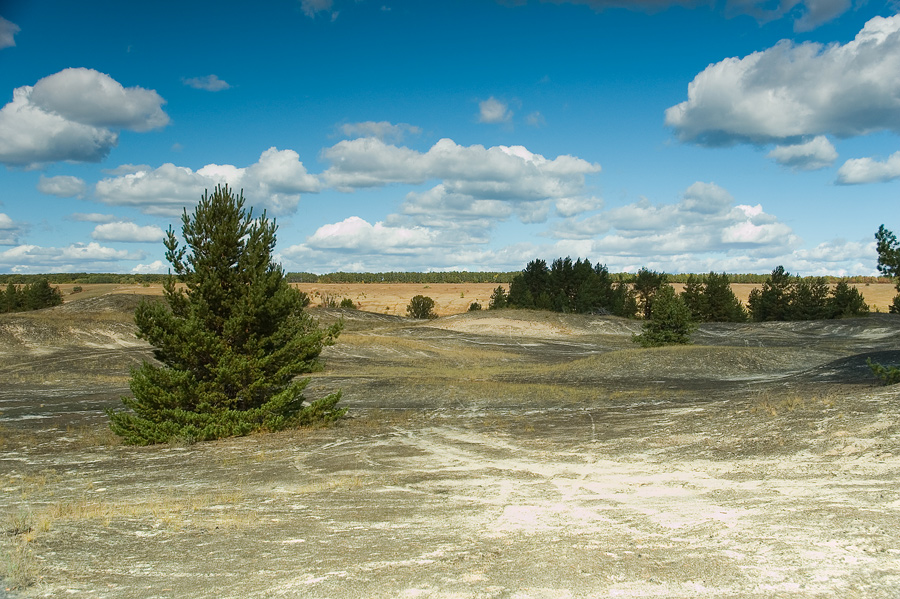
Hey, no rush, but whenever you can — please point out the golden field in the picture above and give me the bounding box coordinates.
[52,281,898,316]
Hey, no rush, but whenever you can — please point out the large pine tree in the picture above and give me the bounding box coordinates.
[108,185,344,445]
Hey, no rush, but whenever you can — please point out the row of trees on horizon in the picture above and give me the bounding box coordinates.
[0,271,892,286]
[484,258,875,323]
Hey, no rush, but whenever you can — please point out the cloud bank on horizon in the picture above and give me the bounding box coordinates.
[0,1,897,276]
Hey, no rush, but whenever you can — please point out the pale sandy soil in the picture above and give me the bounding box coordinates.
[2,296,900,598]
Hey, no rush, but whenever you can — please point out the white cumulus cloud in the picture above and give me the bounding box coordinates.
[317,137,602,245]
[37,175,87,198]
[95,147,321,216]
[0,68,169,166]
[91,222,166,243]
[339,121,421,142]
[666,15,900,146]
[305,216,438,253]
[0,213,20,245]
[0,242,141,272]
[720,208,795,246]
[555,196,603,218]
[398,184,513,235]
[321,137,601,201]
[836,151,900,184]
[30,68,169,132]
[767,136,838,170]
[284,216,501,273]
[478,97,513,124]
[132,260,167,274]
[549,181,800,258]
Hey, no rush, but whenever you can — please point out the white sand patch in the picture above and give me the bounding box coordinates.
[431,317,585,338]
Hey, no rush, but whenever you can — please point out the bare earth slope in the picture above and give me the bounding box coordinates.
[2,295,900,598]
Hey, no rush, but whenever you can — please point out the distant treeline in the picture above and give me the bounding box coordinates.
[284,271,519,284]
[0,271,892,286]
[281,271,895,285]
[0,273,169,285]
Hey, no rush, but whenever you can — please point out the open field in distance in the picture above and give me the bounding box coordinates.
[51,282,900,316]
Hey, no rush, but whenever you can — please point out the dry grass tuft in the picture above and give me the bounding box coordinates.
[1,510,42,589]
[22,489,254,535]
[1,535,42,589]
[748,389,838,417]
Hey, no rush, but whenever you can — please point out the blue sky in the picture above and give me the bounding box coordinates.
[1,0,899,276]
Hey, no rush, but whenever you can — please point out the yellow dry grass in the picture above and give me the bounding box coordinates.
[60,281,898,315]
[673,282,896,313]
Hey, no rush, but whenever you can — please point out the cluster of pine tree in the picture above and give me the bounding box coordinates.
[2,280,63,313]
[488,258,638,316]
[681,272,748,322]
[747,266,869,321]
[488,258,751,323]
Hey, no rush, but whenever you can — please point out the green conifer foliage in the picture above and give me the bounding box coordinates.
[1,280,62,313]
[829,281,868,318]
[488,286,508,309]
[108,185,344,445]
[24,279,63,310]
[633,268,667,319]
[3,282,20,313]
[703,272,748,322]
[787,277,831,321]
[868,225,900,383]
[407,295,438,319]
[680,274,706,321]
[632,284,696,347]
[748,266,793,321]
[876,225,900,313]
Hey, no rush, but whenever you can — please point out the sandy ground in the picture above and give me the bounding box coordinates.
[1,296,900,598]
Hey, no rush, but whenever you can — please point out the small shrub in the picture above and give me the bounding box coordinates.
[632,285,696,347]
[407,295,437,319]
[1,512,40,589]
[339,297,356,309]
[488,286,507,309]
[867,358,900,385]
[71,285,83,294]
[319,294,339,308]
[468,301,482,311]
